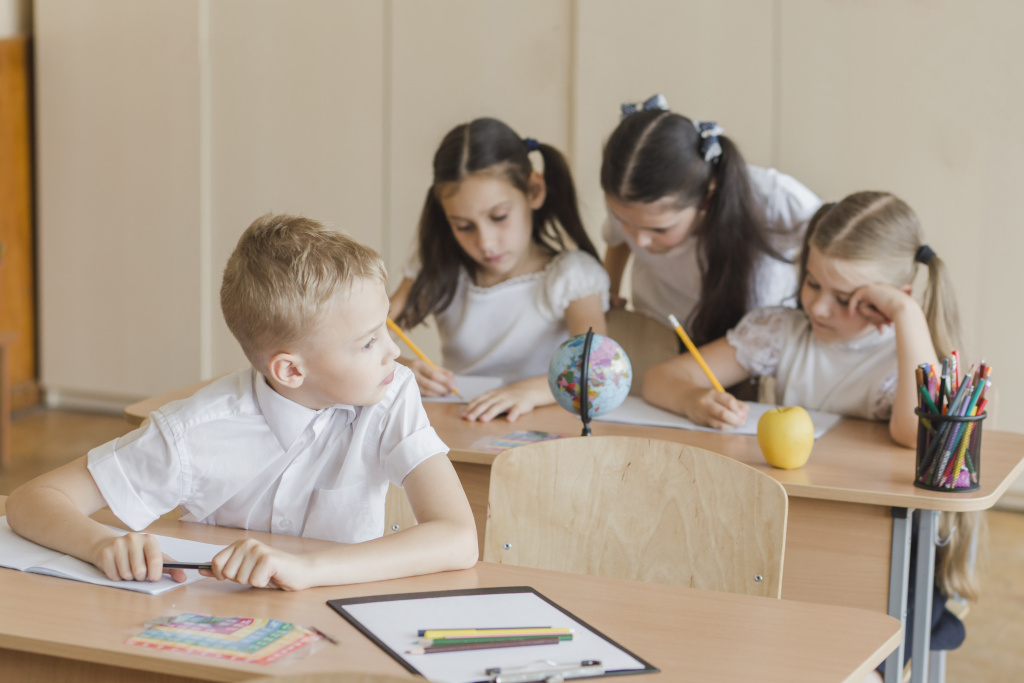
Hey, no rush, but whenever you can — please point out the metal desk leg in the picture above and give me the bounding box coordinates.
[910,509,939,683]
[885,507,912,683]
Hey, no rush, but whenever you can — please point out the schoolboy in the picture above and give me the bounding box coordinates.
[7,214,478,591]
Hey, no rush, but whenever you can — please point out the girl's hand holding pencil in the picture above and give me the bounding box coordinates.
[387,318,460,397]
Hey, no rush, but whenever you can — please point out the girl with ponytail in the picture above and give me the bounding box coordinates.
[391,118,608,422]
[601,94,821,348]
[643,191,960,446]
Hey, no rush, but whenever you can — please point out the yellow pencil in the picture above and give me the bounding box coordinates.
[386,318,460,396]
[667,314,725,393]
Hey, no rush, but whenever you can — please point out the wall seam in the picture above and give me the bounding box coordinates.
[381,0,393,268]
[771,0,782,168]
[198,0,212,378]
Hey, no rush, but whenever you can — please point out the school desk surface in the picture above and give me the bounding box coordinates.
[0,496,900,683]
[125,389,1024,683]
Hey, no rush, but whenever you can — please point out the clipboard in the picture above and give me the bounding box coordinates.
[327,586,659,683]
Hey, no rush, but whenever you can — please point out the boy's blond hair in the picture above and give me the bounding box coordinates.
[221,213,387,369]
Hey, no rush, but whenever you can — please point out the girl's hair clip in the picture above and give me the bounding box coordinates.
[620,93,669,119]
[524,137,540,152]
[693,120,725,162]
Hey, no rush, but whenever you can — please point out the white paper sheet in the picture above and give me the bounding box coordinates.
[422,376,504,404]
[0,517,225,594]
[593,396,842,439]
[331,588,653,683]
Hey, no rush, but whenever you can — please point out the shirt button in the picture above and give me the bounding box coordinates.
[279,519,291,531]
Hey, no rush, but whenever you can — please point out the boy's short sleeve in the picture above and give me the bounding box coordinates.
[87,415,187,531]
[377,367,449,486]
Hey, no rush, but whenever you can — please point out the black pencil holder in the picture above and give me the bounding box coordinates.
[914,408,984,492]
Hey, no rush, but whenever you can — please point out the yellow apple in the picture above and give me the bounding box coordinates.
[757,406,815,469]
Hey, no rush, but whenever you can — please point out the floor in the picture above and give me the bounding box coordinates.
[1,408,1021,682]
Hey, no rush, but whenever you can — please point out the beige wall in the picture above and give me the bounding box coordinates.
[33,0,1024,500]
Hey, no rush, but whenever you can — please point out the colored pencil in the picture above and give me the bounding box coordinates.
[415,634,573,646]
[418,627,572,638]
[386,318,459,396]
[407,636,560,655]
[667,314,724,392]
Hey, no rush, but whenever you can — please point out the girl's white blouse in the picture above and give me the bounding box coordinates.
[726,306,899,420]
[421,250,609,384]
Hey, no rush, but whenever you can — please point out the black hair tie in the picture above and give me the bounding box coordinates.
[915,244,936,265]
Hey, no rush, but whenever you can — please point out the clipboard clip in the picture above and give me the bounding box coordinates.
[486,660,604,683]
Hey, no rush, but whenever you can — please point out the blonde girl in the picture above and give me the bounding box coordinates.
[641,191,978,672]
[390,118,608,422]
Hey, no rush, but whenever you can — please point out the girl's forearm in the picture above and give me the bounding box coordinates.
[891,306,938,447]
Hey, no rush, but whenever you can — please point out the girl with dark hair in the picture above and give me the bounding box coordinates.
[390,118,608,422]
[602,94,821,348]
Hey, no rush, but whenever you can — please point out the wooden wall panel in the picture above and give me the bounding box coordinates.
[0,36,36,409]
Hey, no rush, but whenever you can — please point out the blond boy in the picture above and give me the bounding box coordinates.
[7,214,477,590]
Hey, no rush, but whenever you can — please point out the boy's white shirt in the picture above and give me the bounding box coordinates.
[87,364,446,544]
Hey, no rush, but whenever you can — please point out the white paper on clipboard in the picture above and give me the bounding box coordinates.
[327,587,658,683]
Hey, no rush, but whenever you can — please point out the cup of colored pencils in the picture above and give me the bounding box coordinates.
[913,353,989,492]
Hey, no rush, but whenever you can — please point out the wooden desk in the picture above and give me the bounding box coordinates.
[126,392,1024,683]
[0,496,900,683]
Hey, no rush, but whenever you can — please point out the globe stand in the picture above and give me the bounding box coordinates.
[578,327,594,437]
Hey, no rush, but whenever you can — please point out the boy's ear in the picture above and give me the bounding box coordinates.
[267,352,305,389]
[527,171,547,210]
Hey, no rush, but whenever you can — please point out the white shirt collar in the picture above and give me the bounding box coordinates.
[252,370,357,450]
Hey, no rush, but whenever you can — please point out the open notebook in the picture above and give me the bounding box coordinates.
[594,396,842,438]
[0,517,225,594]
[421,375,503,404]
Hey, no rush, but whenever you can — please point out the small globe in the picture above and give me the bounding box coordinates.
[548,332,632,421]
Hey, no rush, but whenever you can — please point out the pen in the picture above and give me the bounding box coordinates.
[386,318,460,396]
[667,314,724,392]
[162,562,213,570]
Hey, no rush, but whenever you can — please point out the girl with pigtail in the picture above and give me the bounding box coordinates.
[390,117,608,422]
[601,94,822,348]
[641,191,977,674]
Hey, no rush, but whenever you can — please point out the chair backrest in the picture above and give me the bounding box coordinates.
[484,435,788,598]
[605,309,679,396]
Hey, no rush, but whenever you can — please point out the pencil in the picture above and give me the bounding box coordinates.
[415,634,574,646]
[386,318,460,396]
[418,627,571,638]
[407,636,560,655]
[667,314,725,393]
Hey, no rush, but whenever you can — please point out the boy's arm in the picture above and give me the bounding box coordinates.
[208,453,478,590]
[6,456,185,582]
[641,337,753,429]
[565,293,607,336]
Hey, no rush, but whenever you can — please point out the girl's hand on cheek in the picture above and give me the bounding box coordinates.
[848,284,912,332]
[409,359,457,397]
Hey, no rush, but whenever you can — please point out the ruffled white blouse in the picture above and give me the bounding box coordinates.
[726,306,899,420]
[411,250,610,384]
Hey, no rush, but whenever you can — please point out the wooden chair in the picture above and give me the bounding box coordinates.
[605,309,679,396]
[484,435,788,598]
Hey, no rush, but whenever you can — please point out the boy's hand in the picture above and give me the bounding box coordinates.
[462,380,550,423]
[609,293,628,310]
[92,533,187,583]
[407,359,457,397]
[203,538,310,591]
[682,386,749,430]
